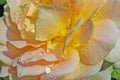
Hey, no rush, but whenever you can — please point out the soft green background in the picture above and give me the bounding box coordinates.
[0,0,6,5]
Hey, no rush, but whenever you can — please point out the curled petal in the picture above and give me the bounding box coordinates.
[93,19,119,49]
[79,19,119,65]
[35,4,71,41]
[7,40,46,58]
[19,48,57,64]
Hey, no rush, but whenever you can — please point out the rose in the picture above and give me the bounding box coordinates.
[0,0,120,80]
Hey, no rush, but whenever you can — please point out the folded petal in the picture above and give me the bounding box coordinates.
[35,4,71,41]
[63,61,103,80]
[78,19,119,65]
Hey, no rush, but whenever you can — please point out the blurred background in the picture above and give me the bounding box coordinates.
[0,0,6,17]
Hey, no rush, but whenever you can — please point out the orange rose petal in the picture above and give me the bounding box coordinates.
[3,13,22,41]
[75,19,93,45]
[8,40,45,49]
[7,41,37,58]
[70,0,84,26]
[78,19,119,65]
[19,48,57,64]
[51,0,66,5]
[35,4,71,41]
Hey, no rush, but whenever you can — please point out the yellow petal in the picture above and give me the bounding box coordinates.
[80,0,107,21]
[35,4,71,41]
[70,0,84,26]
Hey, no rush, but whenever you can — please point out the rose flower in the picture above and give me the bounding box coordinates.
[0,0,120,80]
